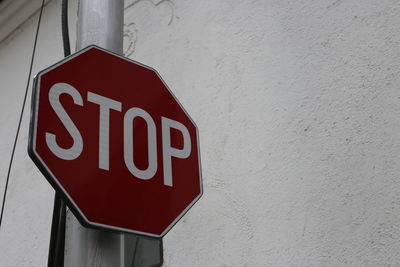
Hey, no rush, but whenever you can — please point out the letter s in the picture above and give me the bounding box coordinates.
[45,82,83,160]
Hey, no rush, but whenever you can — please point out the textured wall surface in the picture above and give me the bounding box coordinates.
[2,0,400,266]
[0,1,78,266]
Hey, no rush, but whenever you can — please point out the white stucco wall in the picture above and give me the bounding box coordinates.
[0,1,78,266]
[2,0,400,266]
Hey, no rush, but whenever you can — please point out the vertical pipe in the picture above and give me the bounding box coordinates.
[46,0,71,265]
[76,0,123,54]
[64,2,163,266]
[47,194,66,267]
[64,1,124,266]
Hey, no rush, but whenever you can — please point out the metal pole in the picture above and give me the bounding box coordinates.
[76,0,124,54]
[64,0,124,266]
[64,1,163,266]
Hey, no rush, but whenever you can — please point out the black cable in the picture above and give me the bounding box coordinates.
[0,0,46,230]
[47,1,71,266]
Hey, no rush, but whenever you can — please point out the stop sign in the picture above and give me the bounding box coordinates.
[28,46,202,237]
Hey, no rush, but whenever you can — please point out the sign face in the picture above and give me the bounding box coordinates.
[28,46,202,237]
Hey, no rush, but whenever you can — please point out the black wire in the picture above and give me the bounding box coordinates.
[0,0,46,230]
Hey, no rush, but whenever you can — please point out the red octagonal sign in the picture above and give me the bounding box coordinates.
[28,46,202,237]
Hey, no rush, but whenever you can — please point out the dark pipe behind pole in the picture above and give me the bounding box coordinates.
[47,1,70,266]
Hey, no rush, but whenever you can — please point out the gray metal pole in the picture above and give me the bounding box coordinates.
[63,1,163,266]
[76,0,123,54]
[64,1,124,266]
